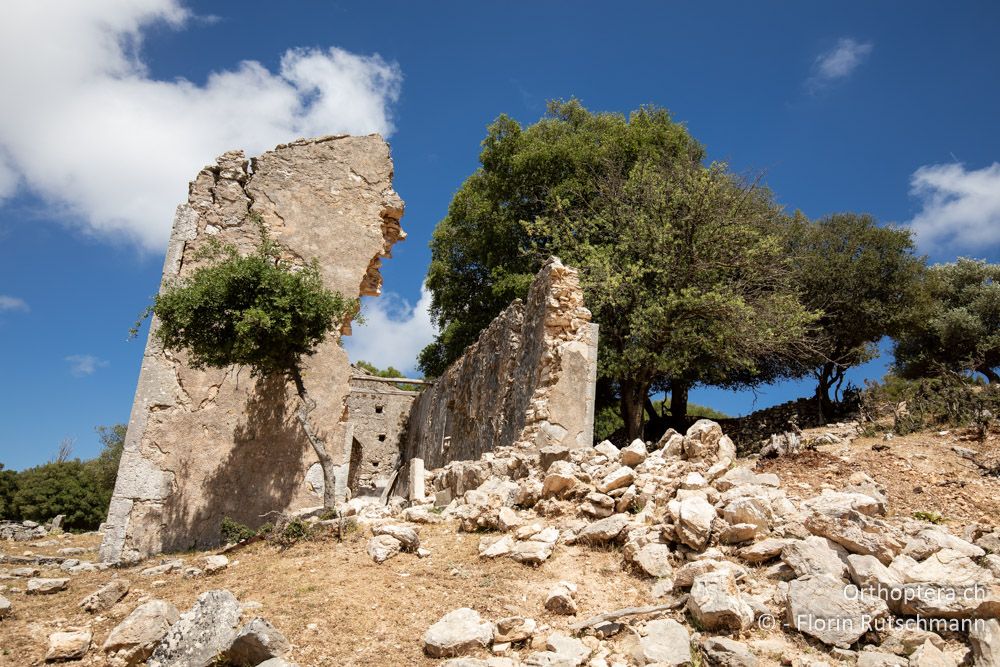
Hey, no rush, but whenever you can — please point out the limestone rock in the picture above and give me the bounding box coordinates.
[494,616,537,644]
[539,445,570,472]
[969,618,1000,667]
[597,466,635,494]
[620,440,648,467]
[805,511,903,564]
[802,489,883,518]
[879,626,945,657]
[510,537,556,565]
[701,637,758,667]
[26,577,69,594]
[46,630,91,662]
[858,651,908,667]
[781,536,849,580]
[224,617,292,665]
[497,507,522,532]
[423,607,494,658]
[102,599,180,665]
[537,632,591,666]
[785,574,889,646]
[80,578,129,613]
[374,524,420,551]
[720,523,758,544]
[140,560,182,577]
[0,595,10,618]
[147,589,242,667]
[201,554,229,574]
[671,495,717,550]
[738,538,787,563]
[632,618,691,666]
[908,639,956,667]
[632,543,674,578]
[542,461,578,498]
[576,514,629,545]
[580,492,615,519]
[595,440,620,461]
[545,581,578,615]
[688,569,754,631]
[367,534,402,564]
[479,535,514,559]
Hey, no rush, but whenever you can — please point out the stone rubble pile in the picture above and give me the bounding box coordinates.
[348,418,1000,666]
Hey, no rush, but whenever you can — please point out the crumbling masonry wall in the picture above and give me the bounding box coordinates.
[398,258,598,496]
[100,135,404,563]
[345,375,419,497]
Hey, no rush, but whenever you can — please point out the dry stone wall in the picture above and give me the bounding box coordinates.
[100,135,404,563]
[398,258,598,496]
[345,376,419,497]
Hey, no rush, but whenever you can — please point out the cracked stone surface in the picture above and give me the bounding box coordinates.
[100,135,405,563]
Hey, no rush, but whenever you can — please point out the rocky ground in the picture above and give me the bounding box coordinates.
[2,422,999,667]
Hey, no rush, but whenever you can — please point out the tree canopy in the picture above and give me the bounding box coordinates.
[893,258,1000,383]
[786,212,927,413]
[422,100,818,438]
[146,224,353,509]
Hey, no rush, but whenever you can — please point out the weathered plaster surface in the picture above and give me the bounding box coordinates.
[398,258,598,495]
[100,136,404,563]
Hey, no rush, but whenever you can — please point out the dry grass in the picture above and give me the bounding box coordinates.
[1,523,655,666]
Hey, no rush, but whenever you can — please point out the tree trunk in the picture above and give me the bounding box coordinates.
[290,367,338,509]
[979,365,999,384]
[670,381,689,423]
[815,362,836,419]
[620,380,649,442]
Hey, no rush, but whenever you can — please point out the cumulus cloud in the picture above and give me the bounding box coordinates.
[344,287,436,376]
[0,295,29,312]
[807,37,873,91]
[906,162,1000,253]
[0,0,402,250]
[65,354,109,377]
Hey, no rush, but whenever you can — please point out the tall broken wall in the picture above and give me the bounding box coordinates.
[100,135,404,563]
[398,258,598,494]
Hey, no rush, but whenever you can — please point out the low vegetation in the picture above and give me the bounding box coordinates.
[0,424,125,530]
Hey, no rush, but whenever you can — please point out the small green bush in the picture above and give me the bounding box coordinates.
[220,517,257,544]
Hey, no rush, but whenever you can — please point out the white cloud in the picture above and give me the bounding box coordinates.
[344,287,436,376]
[0,0,402,250]
[906,162,1000,253]
[807,37,873,90]
[0,295,28,312]
[65,354,109,377]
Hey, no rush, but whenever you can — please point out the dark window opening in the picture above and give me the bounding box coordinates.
[375,405,384,414]
[377,434,386,442]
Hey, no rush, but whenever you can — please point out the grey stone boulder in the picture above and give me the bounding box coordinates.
[102,599,180,665]
[671,495,717,550]
[544,581,578,615]
[908,639,957,667]
[147,590,242,667]
[597,466,635,494]
[0,595,10,619]
[79,578,130,613]
[26,577,69,594]
[223,617,292,665]
[575,513,630,546]
[969,618,1000,667]
[857,651,908,667]
[802,489,884,518]
[785,574,889,647]
[367,534,402,563]
[688,569,755,631]
[423,607,494,658]
[620,439,648,467]
[738,538,787,563]
[632,618,691,666]
[631,542,674,578]
[701,636,758,667]
[781,536,850,580]
[805,511,904,564]
[45,629,92,662]
[374,524,420,551]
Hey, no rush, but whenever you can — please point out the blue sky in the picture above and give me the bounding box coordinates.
[1,1,999,468]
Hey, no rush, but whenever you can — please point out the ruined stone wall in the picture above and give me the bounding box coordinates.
[398,258,598,495]
[346,377,419,497]
[718,397,827,453]
[100,136,404,563]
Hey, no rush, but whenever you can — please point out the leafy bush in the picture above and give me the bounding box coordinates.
[861,374,999,435]
[220,516,258,544]
[11,460,107,530]
[0,464,18,520]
